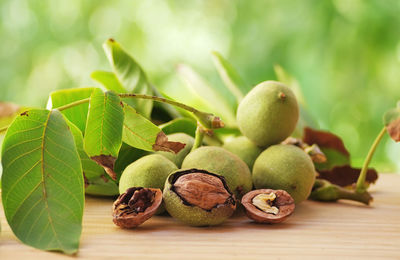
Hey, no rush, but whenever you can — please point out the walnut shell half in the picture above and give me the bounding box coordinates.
[241,189,295,224]
[112,187,162,228]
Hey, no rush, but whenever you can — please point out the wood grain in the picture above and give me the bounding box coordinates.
[1,174,400,260]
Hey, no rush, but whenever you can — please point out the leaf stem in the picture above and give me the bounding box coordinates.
[356,126,387,193]
[337,188,372,205]
[0,125,8,134]
[150,85,181,119]
[191,125,205,151]
[119,93,198,113]
[0,93,225,134]
[119,93,224,130]
[55,98,90,111]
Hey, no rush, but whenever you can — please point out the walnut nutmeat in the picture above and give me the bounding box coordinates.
[174,172,231,210]
[252,193,279,215]
[241,189,295,224]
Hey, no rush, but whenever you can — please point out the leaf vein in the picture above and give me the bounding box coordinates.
[4,160,41,204]
[3,146,41,169]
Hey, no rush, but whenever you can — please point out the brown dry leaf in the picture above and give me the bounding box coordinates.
[303,127,350,156]
[387,118,400,142]
[152,131,186,154]
[91,155,117,180]
[317,165,378,187]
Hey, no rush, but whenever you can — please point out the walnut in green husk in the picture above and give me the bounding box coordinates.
[163,169,236,226]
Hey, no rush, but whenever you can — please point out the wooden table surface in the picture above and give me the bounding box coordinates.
[1,174,400,260]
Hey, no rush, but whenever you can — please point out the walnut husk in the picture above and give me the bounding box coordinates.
[163,168,236,226]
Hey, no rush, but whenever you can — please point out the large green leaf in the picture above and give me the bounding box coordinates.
[1,109,84,254]
[103,39,153,118]
[211,51,247,102]
[122,104,185,153]
[48,88,95,133]
[0,102,22,181]
[84,88,124,180]
[177,64,237,127]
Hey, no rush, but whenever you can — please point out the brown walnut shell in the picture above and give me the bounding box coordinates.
[112,187,162,228]
[241,189,295,224]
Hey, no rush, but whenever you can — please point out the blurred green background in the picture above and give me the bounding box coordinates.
[0,0,399,172]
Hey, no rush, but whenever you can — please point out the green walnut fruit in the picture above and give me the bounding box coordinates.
[181,146,252,198]
[163,169,237,226]
[237,81,299,147]
[156,133,194,167]
[252,144,316,204]
[119,154,178,193]
[222,136,262,169]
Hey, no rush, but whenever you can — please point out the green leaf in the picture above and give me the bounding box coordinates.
[157,91,194,119]
[383,101,400,142]
[66,118,118,196]
[1,109,84,254]
[159,118,197,137]
[214,127,242,140]
[103,39,153,118]
[177,64,237,127]
[84,175,119,196]
[122,104,185,153]
[48,88,95,133]
[91,70,126,93]
[66,120,104,180]
[211,51,247,102]
[92,70,143,113]
[84,89,124,180]
[316,148,350,171]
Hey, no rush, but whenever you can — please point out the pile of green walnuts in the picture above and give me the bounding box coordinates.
[112,81,316,228]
